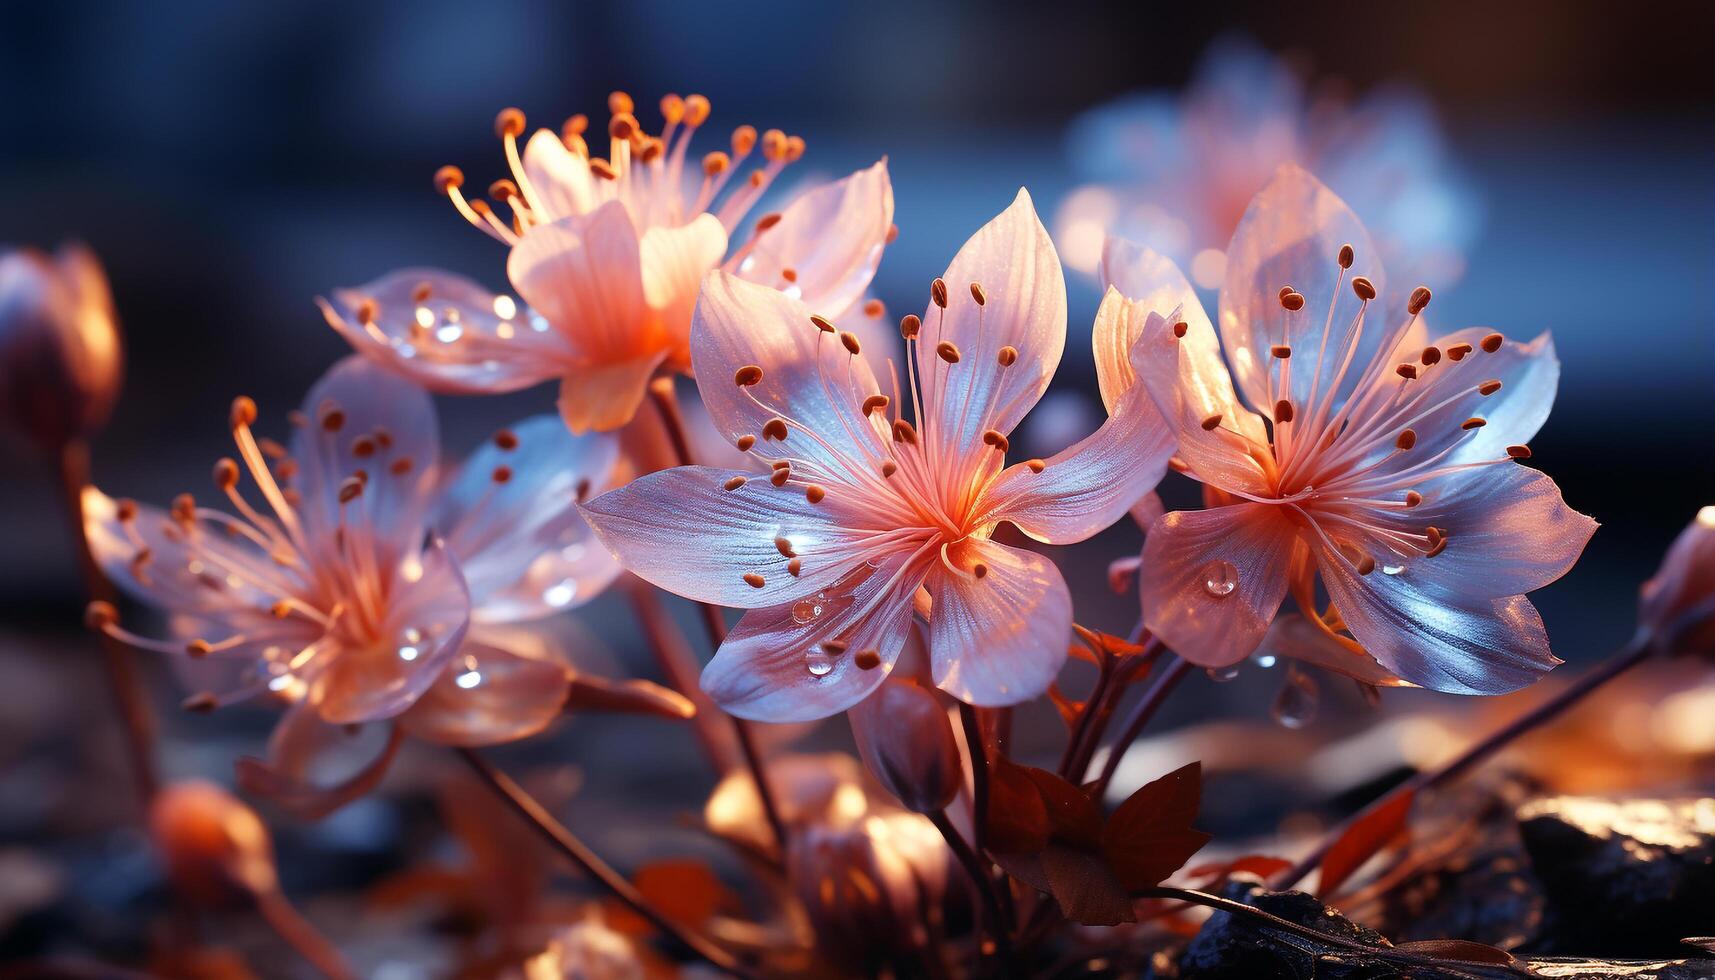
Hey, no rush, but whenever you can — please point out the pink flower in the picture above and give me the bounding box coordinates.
[320,93,894,434]
[1108,165,1595,695]
[1055,36,1479,291]
[1639,507,1715,658]
[84,358,625,807]
[0,243,123,452]
[581,191,1173,720]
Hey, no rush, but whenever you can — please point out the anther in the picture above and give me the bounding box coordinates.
[230,396,258,429]
[172,494,197,525]
[589,159,617,181]
[736,435,756,452]
[936,341,960,364]
[701,152,729,176]
[805,485,826,504]
[494,429,519,451]
[1461,417,1487,430]
[772,459,792,470]
[351,436,376,459]
[762,419,789,441]
[1280,291,1305,311]
[1395,429,1417,450]
[491,465,512,484]
[881,461,898,477]
[213,458,239,490]
[270,600,292,618]
[755,213,782,232]
[899,315,921,340]
[731,124,756,155]
[321,408,346,432]
[997,345,1018,367]
[1408,286,1433,315]
[608,91,634,115]
[84,600,118,630]
[1172,321,1189,339]
[1201,413,1223,431]
[1447,343,1474,361]
[863,299,884,318]
[1426,526,1445,547]
[761,129,788,160]
[1481,333,1504,353]
[969,282,987,306]
[660,94,684,123]
[1426,537,1449,558]
[116,499,138,522]
[1405,491,1423,507]
[494,108,526,139]
[822,641,848,655]
[770,468,790,487]
[488,179,519,201]
[886,224,899,244]
[434,166,465,194]
[562,114,589,138]
[724,476,747,492]
[608,113,637,140]
[893,420,918,445]
[775,536,795,558]
[734,365,764,387]
[1478,379,1503,396]
[810,314,835,334]
[743,573,765,589]
[683,95,710,127]
[1337,244,1354,268]
[1271,344,1292,359]
[1507,444,1532,460]
[1421,346,1442,366]
[410,282,433,304]
[389,458,413,476]
[1396,364,1418,380]
[973,563,989,579]
[787,559,802,576]
[186,639,213,658]
[930,278,949,308]
[781,268,797,283]
[575,478,591,502]
[182,693,219,714]
[982,430,1009,452]
[1027,459,1046,473]
[1274,399,1294,424]
[854,650,881,670]
[840,332,861,356]
[356,299,378,325]
[1352,277,1376,301]
[1356,554,1376,576]
[338,477,363,503]
[862,395,890,415]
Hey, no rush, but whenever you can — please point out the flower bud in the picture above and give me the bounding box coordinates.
[1638,506,1715,658]
[850,679,963,814]
[0,244,122,452]
[150,780,279,905]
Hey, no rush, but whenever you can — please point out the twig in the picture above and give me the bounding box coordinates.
[56,439,158,806]
[1089,653,1190,796]
[929,810,1013,975]
[1274,633,1654,891]
[254,888,358,980]
[623,581,736,771]
[458,748,751,977]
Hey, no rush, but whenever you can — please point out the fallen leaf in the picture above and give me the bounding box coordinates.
[1393,939,1517,965]
[1318,788,1416,898]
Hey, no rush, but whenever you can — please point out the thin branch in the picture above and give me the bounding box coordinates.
[929,810,1014,975]
[1089,653,1190,796]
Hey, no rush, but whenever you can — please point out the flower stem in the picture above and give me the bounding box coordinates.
[623,581,737,771]
[929,809,1014,974]
[645,378,789,859]
[960,702,990,856]
[56,438,158,807]
[1274,633,1654,891]
[253,887,357,980]
[1089,652,1189,796]
[457,748,752,977]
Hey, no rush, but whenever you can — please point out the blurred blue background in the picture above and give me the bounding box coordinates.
[0,0,1711,961]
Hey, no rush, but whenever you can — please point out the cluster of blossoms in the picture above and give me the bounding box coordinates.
[15,75,1710,978]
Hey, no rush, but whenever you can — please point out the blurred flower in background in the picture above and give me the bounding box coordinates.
[1054,35,1482,291]
[0,243,122,455]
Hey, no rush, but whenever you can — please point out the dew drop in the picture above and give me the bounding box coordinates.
[1381,564,1405,576]
[805,648,834,677]
[1201,560,1239,598]
[1205,664,1241,683]
[1269,665,1320,729]
[1251,653,1278,669]
[791,596,825,624]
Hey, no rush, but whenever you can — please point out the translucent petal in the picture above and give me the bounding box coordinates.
[398,627,572,746]
[926,538,1071,706]
[235,705,403,820]
[1096,239,1211,413]
[1140,504,1302,667]
[640,213,729,364]
[506,202,649,360]
[729,160,893,319]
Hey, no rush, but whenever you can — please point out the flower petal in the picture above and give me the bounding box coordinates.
[1141,504,1302,667]
[1096,238,1211,413]
[556,352,665,435]
[306,537,471,724]
[640,214,729,365]
[289,355,441,548]
[690,271,889,482]
[234,705,403,820]
[521,128,597,222]
[434,415,621,621]
[319,268,573,394]
[701,554,924,721]
[1218,164,1389,417]
[1316,540,1560,694]
[579,464,887,609]
[1397,329,1559,467]
[982,382,1174,545]
[507,202,650,361]
[926,538,1071,706]
[398,627,572,746]
[916,189,1066,459]
[729,160,893,318]
[1259,613,1409,687]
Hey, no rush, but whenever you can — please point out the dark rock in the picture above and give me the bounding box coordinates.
[1518,796,1715,956]
[1179,873,1395,980]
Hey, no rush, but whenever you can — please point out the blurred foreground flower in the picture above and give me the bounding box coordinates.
[1055,36,1479,290]
[0,243,122,453]
[84,358,684,814]
[1111,165,1593,694]
[582,191,1174,719]
[1639,506,1715,658]
[323,93,894,434]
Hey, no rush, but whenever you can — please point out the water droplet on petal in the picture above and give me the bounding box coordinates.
[1201,560,1239,598]
[1270,665,1320,729]
[1382,564,1405,576]
[805,648,834,677]
[791,597,824,624]
[1251,653,1278,669]
[1205,664,1241,683]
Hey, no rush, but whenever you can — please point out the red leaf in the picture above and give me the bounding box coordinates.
[1022,766,1103,849]
[1039,846,1135,926]
[1317,788,1415,897]
[984,757,1050,854]
[1394,939,1517,965]
[1046,683,1084,729]
[1186,854,1293,884]
[1101,761,1212,890]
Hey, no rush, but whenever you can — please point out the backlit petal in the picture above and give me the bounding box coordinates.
[235,705,403,820]
[730,160,893,318]
[926,538,1070,706]
[556,354,665,434]
[507,202,650,360]
[521,128,597,222]
[1141,504,1302,667]
[399,627,572,746]
[1095,238,1210,413]
[640,213,729,364]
